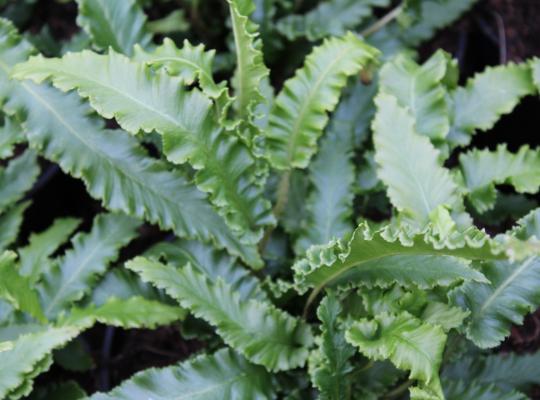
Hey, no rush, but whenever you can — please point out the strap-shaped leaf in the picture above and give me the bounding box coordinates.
[133,38,227,99]
[265,32,378,169]
[39,213,139,319]
[75,0,151,55]
[127,257,313,371]
[379,51,454,140]
[443,380,526,400]
[295,125,354,254]
[450,257,540,348]
[13,50,274,250]
[62,297,186,329]
[346,311,446,399]
[310,292,355,400]
[227,0,269,127]
[0,251,45,323]
[145,239,268,301]
[0,202,29,251]
[294,221,491,295]
[18,217,80,282]
[373,93,460,225]
[0,150,39,213]
[459,145,540,212]
[277,0,389,41]
[449,63,534,146]
[0,19,260,266]
[90,348,274,400]
[0,116,24,159]
[0,326,80,400]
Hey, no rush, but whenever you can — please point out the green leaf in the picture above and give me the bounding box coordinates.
[0,150,39,213]
[449,63,534,146]
[310,292,355,399]
[145,239,268,301]
[13,50,274,252]
[373,93,460,225]
[127,257,313,371]
[0,202,29,251]
[294,221,491,295]
[133,38,227,99]
[0,116,24,158]
[39,213,139,319]
[75,0,151,55]
[90,349,275,400]
[0,326,80,400]
[62,296,186,329]
[379,50,453,140]
[443,380,526,400]
[346,311,446,399]
[146,10,189,34]
[265,33,378,169]
[0,251,45,323]
[450,257,540,348]
[227,0,269,132]
[277,0,390,41]
[18,217,81,283]
[459,145,540,212]
[420,302,469,332]
[295,124,354,254]
[0,19,260,266]
[28,381,86,400]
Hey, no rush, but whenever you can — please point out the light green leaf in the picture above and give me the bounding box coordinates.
[145,239,268,301]
[0,150,39,213]
[39,213,139,319]
[379,50,453,140]
[18,217,81,282]
[294,221,492,295]
[373,93,460,225]
[62,296,186,329]
[277,0,390,41]
[127,257,313,371]
[449,63,534,146]
[90,349,275,400]
[146,10,189,34]
[265,32,378,169]
[346,311,446,399]
[450,257,540,348]
[0,116,24,158]
[13,50,274,252]
[75,0,151,55]
[459,145,540,212]
[310,292,355,399]
[0,326,80,400]
[0,251,45,323]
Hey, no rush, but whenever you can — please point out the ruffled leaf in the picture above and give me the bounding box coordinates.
[0,150,39,213]
[265,32,378,169]
[0,116,24,159]
[373,93,460,225]
[0,202,29,251]
[443,380,526,400]
[127,257,313,371]
[90,349,275,400]
[75,0,151,55]
[459,145,540,212]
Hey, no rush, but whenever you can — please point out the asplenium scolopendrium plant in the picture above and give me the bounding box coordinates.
[1,0,540,398]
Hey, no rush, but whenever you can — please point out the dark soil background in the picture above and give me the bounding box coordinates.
[8,0,540,397]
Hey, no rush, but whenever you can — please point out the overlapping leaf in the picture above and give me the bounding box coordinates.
[265,33,379,169]
[0,150,39,213]
[90,349,274,400]
[127,257,313,371]
[75,0,151,55]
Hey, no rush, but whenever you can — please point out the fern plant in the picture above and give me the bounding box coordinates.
[0,0,540,398]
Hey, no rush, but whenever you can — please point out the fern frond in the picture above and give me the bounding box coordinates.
[90,349,274,400]
[373,93,460,226]
[0,202,29,251]
[265,33,378,170]
[449,63,534,147]
[13,50,274,251]
[0,251,45,323]
[277,0,390,41]
[0,150,39,213]
[379,51,454,140]
[0,116,24,158]
[127,257,313,371]
[443,380,526,400]
[18,217,80,283]
[459,145,540,212]
[75,0,151,55]
[38,213,139,319]
[346,311,446,399]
